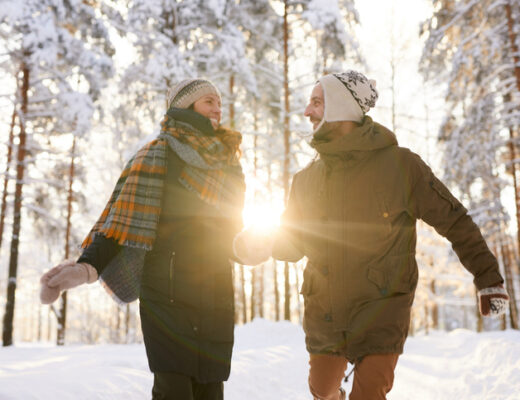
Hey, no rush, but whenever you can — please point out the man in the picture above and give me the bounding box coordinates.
[235,70,510,400]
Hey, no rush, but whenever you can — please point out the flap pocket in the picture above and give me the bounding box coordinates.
[300,266,314,296]
[367,254,417,296]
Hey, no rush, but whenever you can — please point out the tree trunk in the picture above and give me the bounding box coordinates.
[0,107,17,251]
[294,264,301,323]
[37,302,42,341]
[505,3,520,93]
[125,304,130,343]
[250,104,258,321]
[424,304,429,335]
[2,64,29,347]
[240,265,247,323]
[57,136,76,345]
[251,268,257,321]
[476,290,483,332]
[430,279,439,330]
[505,3,520,318]
[282,0,291,322]
[229,75,235,129]
[501,242,519,329]
[274,260,280,321]
[252,100,264,319]
[234,265,240,324]
[115,304,121,343]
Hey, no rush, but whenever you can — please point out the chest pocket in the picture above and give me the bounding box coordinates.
[374,190,409,234]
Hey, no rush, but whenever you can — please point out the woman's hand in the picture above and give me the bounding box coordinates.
[233,228,274,266]
[39,260,98,304]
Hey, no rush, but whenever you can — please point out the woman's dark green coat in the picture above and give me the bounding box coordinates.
[139,147,242,383]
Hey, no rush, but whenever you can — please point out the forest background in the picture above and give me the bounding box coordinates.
[0,0,519,347]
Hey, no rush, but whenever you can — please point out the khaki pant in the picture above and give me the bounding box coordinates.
[308,353,399,400]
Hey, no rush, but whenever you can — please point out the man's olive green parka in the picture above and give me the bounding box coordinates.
[272,116,503,362]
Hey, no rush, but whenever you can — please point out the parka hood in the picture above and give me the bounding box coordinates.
[310,116,397,159]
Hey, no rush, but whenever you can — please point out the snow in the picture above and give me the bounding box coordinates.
[1,319,519,399]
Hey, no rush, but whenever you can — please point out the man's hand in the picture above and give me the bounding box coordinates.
[478,284,509,317]
[40,260,98,304]
[233,228,274,266]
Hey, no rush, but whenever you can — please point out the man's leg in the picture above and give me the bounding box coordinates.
[349,353,399,400]
[151,371,194,400]
[308,353,349,400]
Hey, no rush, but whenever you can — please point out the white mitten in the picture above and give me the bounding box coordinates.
[40,260,98,304]
[233,228,274,266]
[478,285,509,317]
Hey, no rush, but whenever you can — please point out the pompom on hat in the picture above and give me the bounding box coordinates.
[314,70,378,132]
[166,78,221,110]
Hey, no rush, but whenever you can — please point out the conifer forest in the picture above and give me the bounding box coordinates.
[1,0,519,349]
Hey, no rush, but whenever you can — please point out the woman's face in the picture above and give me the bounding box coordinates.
[193,94,222,129]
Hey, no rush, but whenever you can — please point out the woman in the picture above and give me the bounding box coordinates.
[40,78,246,400]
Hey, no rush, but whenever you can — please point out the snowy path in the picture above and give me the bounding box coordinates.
[1,319,519,399]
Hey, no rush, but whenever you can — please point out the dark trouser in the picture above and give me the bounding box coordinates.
[308,353,399,400]
[152,372,224,400]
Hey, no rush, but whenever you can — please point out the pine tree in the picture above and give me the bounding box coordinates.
[420,0,520,329]
[0,0,115,345]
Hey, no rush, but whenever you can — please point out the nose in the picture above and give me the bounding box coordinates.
[304,103,312,117]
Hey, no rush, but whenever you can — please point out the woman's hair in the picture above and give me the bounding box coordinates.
[217,128,242,159]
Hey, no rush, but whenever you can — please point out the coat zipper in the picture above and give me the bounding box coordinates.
[169,251,176,303]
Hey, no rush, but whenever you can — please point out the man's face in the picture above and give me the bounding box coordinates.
[304,84,324,130]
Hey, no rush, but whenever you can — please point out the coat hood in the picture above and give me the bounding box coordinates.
[310,116,397,159]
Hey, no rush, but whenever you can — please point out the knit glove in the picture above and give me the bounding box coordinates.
[478,284,509,317]
[40,259,98,304]
[233,228,274,266]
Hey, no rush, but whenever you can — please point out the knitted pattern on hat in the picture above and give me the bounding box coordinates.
[166,78,221,110]
[332,71,378,113]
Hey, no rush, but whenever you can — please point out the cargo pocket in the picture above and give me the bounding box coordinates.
[300,265,314,296]
[367,254,417,296]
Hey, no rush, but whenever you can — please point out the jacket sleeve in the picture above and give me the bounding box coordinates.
[77,234,122,276]
[410,157,503,290]
[272,173,305,263]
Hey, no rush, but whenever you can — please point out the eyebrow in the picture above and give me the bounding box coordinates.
[311,96,323,102]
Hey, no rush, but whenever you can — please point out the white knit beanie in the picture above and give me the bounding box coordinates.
[166,78,221,110]
[314,70,378,132]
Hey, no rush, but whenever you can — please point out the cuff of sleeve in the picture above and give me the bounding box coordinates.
[77,255,102,277]
[473,268,504,291]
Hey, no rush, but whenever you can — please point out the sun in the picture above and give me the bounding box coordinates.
[242,201,283,234]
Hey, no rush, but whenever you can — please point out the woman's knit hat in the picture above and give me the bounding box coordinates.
[314,70,378,132]
[166,78,221,110]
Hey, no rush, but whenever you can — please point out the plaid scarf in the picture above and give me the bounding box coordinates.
[81,109,244,303]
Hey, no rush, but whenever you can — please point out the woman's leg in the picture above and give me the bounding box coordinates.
[151,372,194,400]
[192,381,224,400]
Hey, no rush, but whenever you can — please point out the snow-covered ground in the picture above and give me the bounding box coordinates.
[2,319,520,399]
